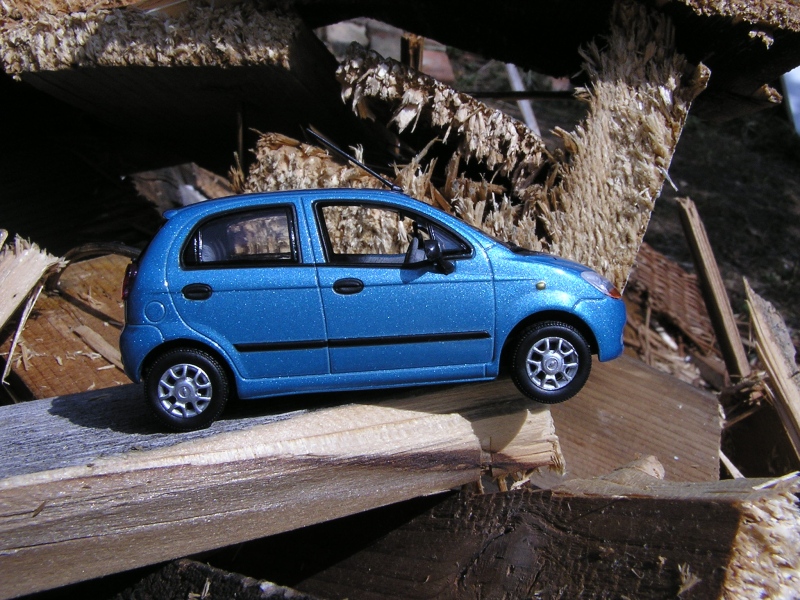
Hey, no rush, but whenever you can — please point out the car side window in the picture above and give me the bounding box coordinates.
[318,204,413,265]
[317,202,470,266]
[183,207,297,267]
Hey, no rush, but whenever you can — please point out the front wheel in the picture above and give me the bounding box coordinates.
[145,348,229,431]
[511,321,591,404]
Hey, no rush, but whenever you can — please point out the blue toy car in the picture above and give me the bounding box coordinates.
[120,188,626,430]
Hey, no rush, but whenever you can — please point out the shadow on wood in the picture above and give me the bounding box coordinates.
[0,377,560,599]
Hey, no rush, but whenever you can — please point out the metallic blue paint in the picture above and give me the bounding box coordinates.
[119,324,164,382]
[121,188,626,407]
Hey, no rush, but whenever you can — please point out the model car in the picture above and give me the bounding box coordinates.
[120,188,626,430]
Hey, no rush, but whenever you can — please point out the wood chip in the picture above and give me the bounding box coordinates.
[72,325,124,371]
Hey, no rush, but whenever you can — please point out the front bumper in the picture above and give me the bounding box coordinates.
[573,297,626,361]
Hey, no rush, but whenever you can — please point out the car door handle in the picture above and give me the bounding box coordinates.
[333,278,364,295]
[182,283,212,300]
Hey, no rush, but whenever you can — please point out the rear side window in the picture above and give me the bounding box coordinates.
[183,207,298,267]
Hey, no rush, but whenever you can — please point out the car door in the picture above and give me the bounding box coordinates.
[313,201,495,374]
[169,205,328,380]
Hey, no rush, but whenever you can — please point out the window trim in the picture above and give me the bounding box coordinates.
[180,205,301,270]
[313,200,472,267]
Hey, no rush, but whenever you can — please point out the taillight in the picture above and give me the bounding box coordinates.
[122,262,138,300]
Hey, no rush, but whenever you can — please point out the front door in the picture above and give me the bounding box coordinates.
[314,202,494,374]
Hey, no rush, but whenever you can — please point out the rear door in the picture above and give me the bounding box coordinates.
[169,205,328,380]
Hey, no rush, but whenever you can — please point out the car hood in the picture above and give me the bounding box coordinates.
[499,244,588,274]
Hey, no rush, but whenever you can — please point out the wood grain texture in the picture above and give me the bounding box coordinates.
[746,278,800,461]
[541,354,721,484]
[294,463,800,600]
[0,378,560,598]
[73,324,124,370]
[0,348,720,597]
[0,254,132,399]
[678,197,750,381]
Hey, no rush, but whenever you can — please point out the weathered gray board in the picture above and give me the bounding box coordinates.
[0,355,720,598]
[0,378,560,598]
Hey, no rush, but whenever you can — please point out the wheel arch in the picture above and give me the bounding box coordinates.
[500,310,598,370]
[141,339,239,399]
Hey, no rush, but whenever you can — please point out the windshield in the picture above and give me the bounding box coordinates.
[459,219,545,255]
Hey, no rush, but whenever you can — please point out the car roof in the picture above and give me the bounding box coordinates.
[156,188,501,256]
[163,188,419,221]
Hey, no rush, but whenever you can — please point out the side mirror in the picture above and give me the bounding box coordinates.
[423,239,455,275]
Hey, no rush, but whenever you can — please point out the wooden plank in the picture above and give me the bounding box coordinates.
[0,254,132,398]
[293,459,800,600]
[677,197,750,381]
[0,379,561,598]
[18,26,373,174]
[540,354,721,483]
[745,278,800,462]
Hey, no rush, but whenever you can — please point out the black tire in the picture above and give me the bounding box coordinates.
[510,321,591,404]
[145,348,229,431]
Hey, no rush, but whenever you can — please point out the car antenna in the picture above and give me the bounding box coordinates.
[305,127,403,193]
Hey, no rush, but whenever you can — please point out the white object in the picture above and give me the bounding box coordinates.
[783,65,800,134]
[505,63,541,136]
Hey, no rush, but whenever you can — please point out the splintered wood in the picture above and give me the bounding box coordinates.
[2,0,709,291]
[0,254,132,397]
[0,381,561,598]
[1,1,137,19]
[338,44,547,183]
[242,133,380,193]
[0,0,298,75]
[242,0,709,290]
[746,279,800,463]
[0,233,62,332]
[678,0,800,31]
[240,133,458,218]
[542,1,708,288]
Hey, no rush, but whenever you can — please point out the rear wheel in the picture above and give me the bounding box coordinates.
[145,348,229,431]
[511,321,591,404]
